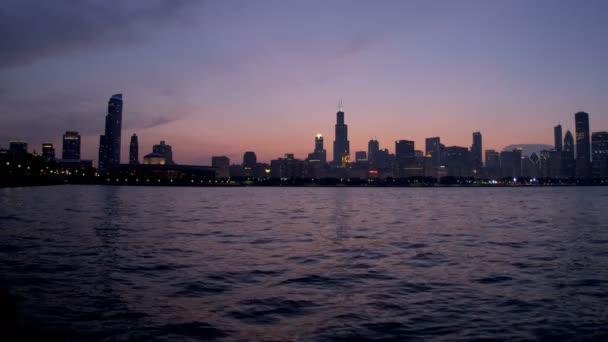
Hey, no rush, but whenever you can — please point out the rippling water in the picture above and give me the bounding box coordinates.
[1,185,608,341]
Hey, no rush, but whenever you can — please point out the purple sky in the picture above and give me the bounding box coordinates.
[1,0,607,164]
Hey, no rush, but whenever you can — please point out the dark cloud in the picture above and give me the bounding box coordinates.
[0,0,201,69]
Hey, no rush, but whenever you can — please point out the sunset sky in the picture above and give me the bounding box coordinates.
[1,0,607,164]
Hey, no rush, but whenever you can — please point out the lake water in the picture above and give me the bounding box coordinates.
[1,185,608,341]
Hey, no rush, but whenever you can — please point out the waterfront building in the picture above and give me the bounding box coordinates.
[153,141,174,165]
[470,132,482,173]
[212,156,230,178]
[425,137,442,167]
[62,131,81,160]
[355,151,367,162]
[445,146,470,177]
[129,134,139,164]
[98,94,123,171]
[562,130,576,178]
[42,143,55,162]
[485,150,500,179]
[332,101,350,166]
[307,134,327,163]
[592,131,608,178]
[368,139,379,165]
[500,148,522,178]
[575,111,591,178]
[554,124,563,152]
[9,141,28,157]
[143,152,166,165]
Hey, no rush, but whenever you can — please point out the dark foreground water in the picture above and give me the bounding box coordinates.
[1,186,608,341]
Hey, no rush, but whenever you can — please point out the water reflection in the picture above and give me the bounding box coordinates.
[0,186,607,340]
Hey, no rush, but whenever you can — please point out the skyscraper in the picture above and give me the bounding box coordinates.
[425,137,441,167]
[500,148,522,178]
[485,149,500,179]
[445,146,471,177]
[471,132,482,172]
[243,151,257,168]
[395,140,415,159]
[8,141,28,157]
[62,131,81,160]
[308,134,327,163]
[554,124,563,152]
[592,131,608,179]
[562,130,576,178]
[212,156,230,178]
[98,94,123,171]
[575,111,591,178]
[153,141,174,164]
[42,143,55,162]
[368,139,379,164]
[332,101,350,166]
[129,134,139,165]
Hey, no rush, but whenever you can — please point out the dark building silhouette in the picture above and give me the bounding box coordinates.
[575,111,591,178]
[9,141,28,157]
[355,151,367,162]
[539,149,561,178]
[307,134,327,163]
[333,101,350,166]
[470,132,482,173]
[42,143,55,162]
[425,137,442,167]
[445,146,470,177]
[500,148,522,178]
[129,134,139,165]
[562,130,576,178]
[243,151,257,168]
[153,141,174,165]
[98,94,123,171]
[212,156,230,178]
[368,139,379,165]
[394,140,416,177]
[395,140,415,159]
[485,149,500,179]
[592,131,608,179]
[554,124,563,152]
[522,153,539,178]
[271,154,309,179]
[62,131,81,160]
[373,148,392,170]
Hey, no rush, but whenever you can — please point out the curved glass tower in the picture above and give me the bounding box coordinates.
[98,94,123,171]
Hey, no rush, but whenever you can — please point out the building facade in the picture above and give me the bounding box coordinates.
[153,141,174,165]
[592,131,608,179]
[575,111,591,178]
[98,94,123,171]
[129,134,139,164]
[333,102,350,166]
[62,131,81,160]
[42,143,55,162]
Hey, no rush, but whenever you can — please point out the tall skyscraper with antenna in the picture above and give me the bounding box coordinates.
[332,100,350,166]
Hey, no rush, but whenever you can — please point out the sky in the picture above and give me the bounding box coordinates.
[1,0,607,165]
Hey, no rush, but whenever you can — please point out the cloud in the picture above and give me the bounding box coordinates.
[0,0,201,69]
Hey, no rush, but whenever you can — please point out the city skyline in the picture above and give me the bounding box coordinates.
[1,1,607,164]
[1,96,606,167]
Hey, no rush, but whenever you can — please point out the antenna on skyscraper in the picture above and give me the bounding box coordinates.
[338,99,343,112]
